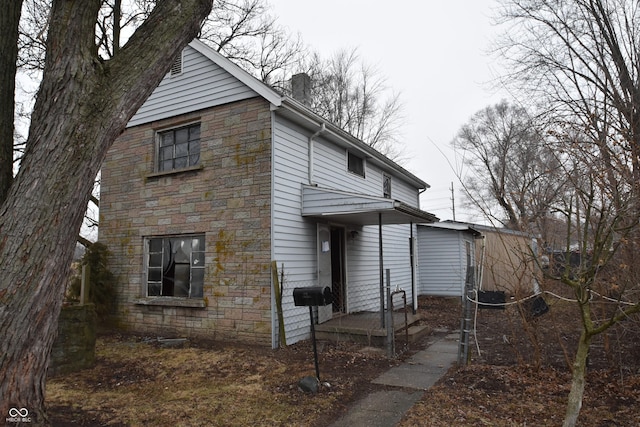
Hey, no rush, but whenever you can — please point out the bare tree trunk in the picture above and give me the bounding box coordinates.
[563,329,591,427]
[0,0,22,203]
[113,0,121,55]
[0,1,212,424]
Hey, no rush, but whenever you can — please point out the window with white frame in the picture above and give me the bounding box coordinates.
[383,173,391,198]
[347,151,365,177]
[157,123,201,172]
[146,235,205,298]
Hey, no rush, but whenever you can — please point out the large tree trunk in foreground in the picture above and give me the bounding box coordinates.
[0,0,22,203]
[0,0,212,424]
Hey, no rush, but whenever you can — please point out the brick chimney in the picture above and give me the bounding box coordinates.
[291,73,312,106]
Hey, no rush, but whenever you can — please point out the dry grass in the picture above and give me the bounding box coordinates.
[47,334,393,426]
[399,297,640,426]
[47,297,640,426]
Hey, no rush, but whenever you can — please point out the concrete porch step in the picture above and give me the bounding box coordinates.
[401,324,430,343]
[315,312,430,347]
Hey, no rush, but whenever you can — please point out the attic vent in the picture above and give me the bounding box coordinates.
[170,52,183,76]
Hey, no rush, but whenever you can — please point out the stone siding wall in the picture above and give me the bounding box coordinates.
[99,97,273,345]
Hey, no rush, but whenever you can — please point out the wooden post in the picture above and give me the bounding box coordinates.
[271,261,287,347]
[80,264,90,305]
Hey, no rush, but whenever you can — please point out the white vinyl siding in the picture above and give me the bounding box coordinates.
[128,45,258,128]
[312,136,419,206]
[345,225,414,312]
[272,117,317,344]
[272,115,420,343]
[417,226,475,297]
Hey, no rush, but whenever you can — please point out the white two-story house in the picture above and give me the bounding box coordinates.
[99,39,437,348]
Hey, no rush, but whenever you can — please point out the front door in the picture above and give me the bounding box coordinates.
[316,224,346,322]
[330,228,346,314]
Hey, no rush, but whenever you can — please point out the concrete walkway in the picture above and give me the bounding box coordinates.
[329,331,459,427]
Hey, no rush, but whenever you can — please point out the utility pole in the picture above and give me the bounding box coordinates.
[450,182,456,221]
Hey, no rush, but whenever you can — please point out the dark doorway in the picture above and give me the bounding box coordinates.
[330,228,346,313]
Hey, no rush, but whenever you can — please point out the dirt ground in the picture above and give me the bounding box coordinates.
[400,294,640,426]
[46,294,640,426]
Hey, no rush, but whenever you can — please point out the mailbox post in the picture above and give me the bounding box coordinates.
[293,286,332,381]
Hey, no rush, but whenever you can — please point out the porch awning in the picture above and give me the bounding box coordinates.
[301,185,438,225]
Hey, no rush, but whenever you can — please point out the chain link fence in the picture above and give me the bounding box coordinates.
[274,263,415,355]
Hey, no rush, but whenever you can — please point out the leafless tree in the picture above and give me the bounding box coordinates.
[200,7,407,158]
[94,0,307,89]
[496,1,640,425]
[452,101,567,242]
[299,48,405,159]
[16,0,404,165]
[0,1,212,424]
[199,0,306,84]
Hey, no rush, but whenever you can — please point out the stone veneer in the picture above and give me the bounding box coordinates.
[99,97,273,345]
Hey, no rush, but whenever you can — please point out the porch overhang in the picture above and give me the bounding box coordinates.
[301,185,438,225]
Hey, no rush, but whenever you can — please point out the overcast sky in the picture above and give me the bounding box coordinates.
[269,0,510,222]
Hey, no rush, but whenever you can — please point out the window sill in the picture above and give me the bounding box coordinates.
[134,297,206,308]
[146,165,203,180]
[347,170,366,179]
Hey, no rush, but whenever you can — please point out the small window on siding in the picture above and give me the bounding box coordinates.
[383,174,391,198]
[170,51,183,76]
[347,151,365,177]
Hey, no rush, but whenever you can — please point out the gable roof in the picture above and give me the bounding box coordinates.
[130,39,429,190]
[188,39,283,107]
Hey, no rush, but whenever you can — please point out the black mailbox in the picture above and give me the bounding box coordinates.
[293,286,333,383]
[293,286,332,307]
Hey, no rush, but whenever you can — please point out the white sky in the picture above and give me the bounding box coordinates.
[269,0,510,221]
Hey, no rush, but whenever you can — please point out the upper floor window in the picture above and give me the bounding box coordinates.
[157,123,200,172]
[347,151,365,177]
[146,235,205,298]
[383,174,391,198]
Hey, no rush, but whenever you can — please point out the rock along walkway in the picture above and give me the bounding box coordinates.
[329,331,459,427]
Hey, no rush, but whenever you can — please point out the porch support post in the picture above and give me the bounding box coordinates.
[410,221,417,314]
[379,212,385,329]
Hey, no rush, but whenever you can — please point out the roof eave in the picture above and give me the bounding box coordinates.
[188,39,282,107]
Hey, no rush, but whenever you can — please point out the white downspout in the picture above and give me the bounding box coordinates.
[308,123,326,185]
